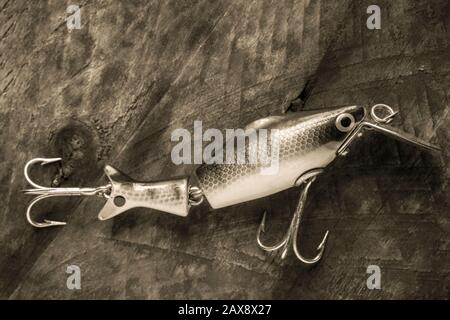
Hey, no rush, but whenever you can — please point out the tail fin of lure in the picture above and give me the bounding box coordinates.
[98,165,191,220]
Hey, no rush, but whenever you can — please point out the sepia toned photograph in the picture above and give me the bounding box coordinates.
[0,0,448,302]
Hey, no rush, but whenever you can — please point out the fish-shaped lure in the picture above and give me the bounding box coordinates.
[23,104,440,264]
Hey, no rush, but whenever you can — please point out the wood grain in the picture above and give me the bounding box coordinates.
[0,0,448,299]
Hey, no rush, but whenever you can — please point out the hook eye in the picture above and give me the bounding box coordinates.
[335,113,356,132]
[371,104,398,124]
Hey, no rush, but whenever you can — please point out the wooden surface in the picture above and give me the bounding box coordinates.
[0,0,448,299]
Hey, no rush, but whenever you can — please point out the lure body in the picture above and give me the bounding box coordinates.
[196,105,365,209]
[98,105,365,219]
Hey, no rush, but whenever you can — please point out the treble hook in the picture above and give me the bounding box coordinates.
[256,177,329,265]
[23,158,111,228]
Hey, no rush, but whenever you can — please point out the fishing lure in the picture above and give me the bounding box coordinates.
[23,104,440,264]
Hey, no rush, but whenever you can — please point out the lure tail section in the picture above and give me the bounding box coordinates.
[98,165,191,220]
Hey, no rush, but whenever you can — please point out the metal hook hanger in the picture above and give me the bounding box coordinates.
[256,177,329,264]
[23,158,111,228]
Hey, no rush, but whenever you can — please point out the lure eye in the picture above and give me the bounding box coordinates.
[335,113,356,132]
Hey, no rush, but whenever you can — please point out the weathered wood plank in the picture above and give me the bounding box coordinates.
[1,0,448,299]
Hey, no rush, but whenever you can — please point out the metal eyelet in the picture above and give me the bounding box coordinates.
[188,186,204,206]
[371,104,398,124]
[335,113,356,132]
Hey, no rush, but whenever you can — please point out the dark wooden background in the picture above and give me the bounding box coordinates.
[0,0,448,299]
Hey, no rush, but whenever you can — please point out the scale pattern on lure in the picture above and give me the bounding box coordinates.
[197,106,365,209]
[23,104,440,265]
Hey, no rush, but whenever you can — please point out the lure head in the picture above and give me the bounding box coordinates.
[293,105,367,170]
[270,103,438,186]
[327,105,367,154]
[278,104,367,157]
[323,105,366,143]
[283,103,439,157]
[334,104,440,155]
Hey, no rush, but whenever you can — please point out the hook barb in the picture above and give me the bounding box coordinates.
[26,194,67,228]
[256,177,329,265]
[23,157,110,228]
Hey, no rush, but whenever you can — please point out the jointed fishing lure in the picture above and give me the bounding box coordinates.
[23,104,440,264]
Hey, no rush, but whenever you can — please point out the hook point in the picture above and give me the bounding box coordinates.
[317,230,329,251]
[40,157,62,166]
[260,211,267,233]
[281,248,288,260]
[44,219,67,227]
